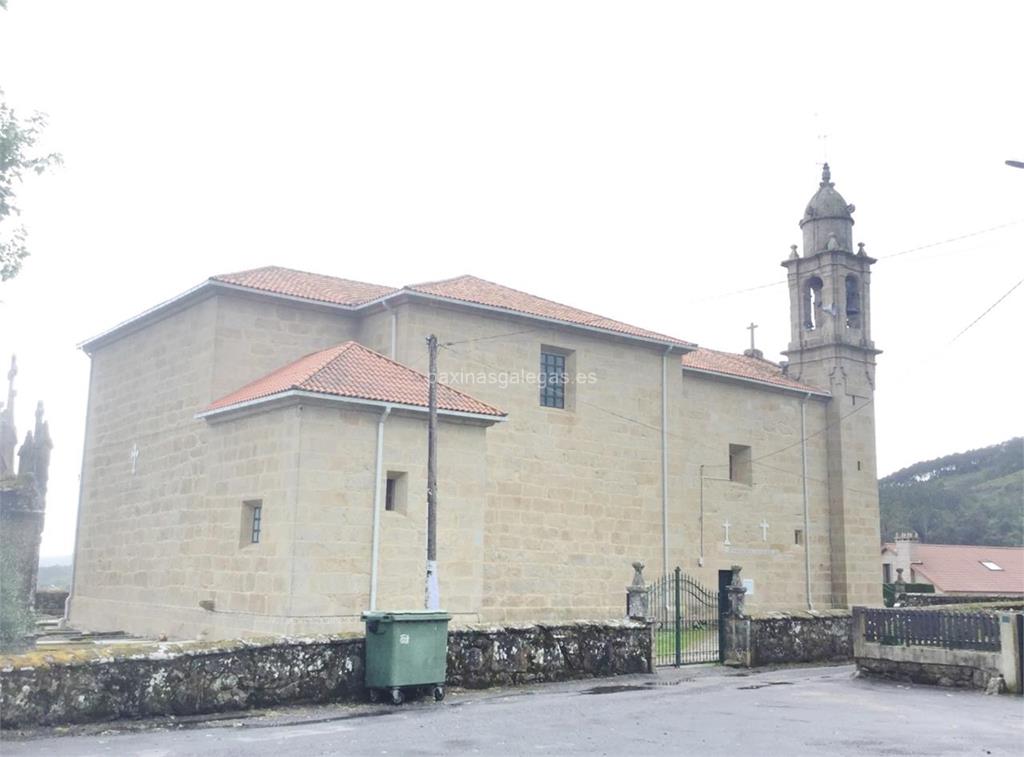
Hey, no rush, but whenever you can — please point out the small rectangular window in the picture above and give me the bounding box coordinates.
[385,477,397,512]
[242,500,262,546]
[980,561,1003,571]
[883,563,892,583]
[385,472,407,514]
[794,529,804,546]
[728,444,752,486]
[540,351,567,409]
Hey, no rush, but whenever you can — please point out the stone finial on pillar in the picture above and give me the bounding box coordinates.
[893,567,906,598]
[0,354,17,477]
[726,564,747,618]
[626,561,649,620]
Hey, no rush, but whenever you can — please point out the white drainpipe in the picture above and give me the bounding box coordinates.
[801,392,813,610]
[369,405,392,610]
[661,347,671,578]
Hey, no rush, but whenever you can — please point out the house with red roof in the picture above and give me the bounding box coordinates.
[67,167,884,639]
[883,533,1024,597]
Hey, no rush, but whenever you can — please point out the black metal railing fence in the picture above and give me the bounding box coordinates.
[859,607,1001,652]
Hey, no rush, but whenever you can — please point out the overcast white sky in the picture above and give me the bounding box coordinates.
[1,2,1021,559]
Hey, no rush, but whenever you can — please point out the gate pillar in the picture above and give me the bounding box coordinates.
[722,565,752,667]
[626,561,649,621]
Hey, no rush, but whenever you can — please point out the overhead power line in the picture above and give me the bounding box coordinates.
[881,220,1023,261]
[692,219,1024,303]
[949,275,1024,344]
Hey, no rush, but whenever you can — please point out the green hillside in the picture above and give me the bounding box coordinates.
[36,563,72,591]
[879,437,1023,546]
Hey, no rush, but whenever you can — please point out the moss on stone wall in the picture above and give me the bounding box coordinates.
[0,621,651,729]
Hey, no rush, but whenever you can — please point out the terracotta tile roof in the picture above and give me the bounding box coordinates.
[887,543,1024,595]
[203,341,505,418]
[212,266,397,307]
[404,275,695,348]
[681,348,827,394]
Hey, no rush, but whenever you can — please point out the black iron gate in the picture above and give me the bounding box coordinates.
[650,567,722,666]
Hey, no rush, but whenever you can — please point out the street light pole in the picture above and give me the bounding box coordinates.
[425,334,440,610]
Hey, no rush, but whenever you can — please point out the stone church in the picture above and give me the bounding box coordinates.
[68,167,882,639]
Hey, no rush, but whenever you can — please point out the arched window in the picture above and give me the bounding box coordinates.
[845,275,861,328]
[803,276,823,330]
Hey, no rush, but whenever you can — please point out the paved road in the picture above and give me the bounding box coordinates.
[3,665,1023,756]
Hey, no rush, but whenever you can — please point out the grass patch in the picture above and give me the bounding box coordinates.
[654,625,719,661]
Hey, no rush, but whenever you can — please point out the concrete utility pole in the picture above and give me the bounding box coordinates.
[425,334,440,610]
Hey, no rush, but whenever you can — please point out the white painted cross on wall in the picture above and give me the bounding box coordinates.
[722,520,731,545]
[129,443,140,475]
[760,519,769,542]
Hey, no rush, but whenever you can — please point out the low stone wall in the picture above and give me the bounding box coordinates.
[856,644,1002,690]
[448,621,651,688]
[898,594,1023,608]
[724,610,852,668]
[852,608,1022,694]
[0,621,650,729]
[33,589,68,617]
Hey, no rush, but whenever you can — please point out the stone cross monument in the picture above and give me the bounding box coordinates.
[0,356,54,611]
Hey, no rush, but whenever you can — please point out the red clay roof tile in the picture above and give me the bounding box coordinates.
[888,543,1024,595]
[404,275,696,348]
[212,266,397,307]
[681,347,827,394]
[204,341,504,418]
[209,268,694,348]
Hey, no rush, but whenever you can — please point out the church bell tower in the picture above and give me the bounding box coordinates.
[782,164,882,608]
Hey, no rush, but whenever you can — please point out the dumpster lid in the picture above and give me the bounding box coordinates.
[362,610,452,621]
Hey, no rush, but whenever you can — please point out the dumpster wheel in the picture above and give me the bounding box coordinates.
[389,688,404,705]
[432,685,445,701]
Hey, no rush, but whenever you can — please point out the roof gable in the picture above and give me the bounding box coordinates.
[84,266,698,353]
[202,341,505,419]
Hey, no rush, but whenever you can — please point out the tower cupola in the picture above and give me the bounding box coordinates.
[799,163,855,255]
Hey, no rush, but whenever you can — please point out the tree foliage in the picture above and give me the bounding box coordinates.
[0,86,62,281]
[879,437,1023,547]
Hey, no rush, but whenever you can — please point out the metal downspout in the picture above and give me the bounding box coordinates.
[369,405,391,610]
[801,392,813,610]
[698,464,705,567]
[661,347,671,578]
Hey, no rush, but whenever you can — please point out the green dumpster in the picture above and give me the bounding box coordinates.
[362,610,451,704]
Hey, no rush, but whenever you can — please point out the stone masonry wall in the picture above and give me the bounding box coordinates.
[898,594,1023,608]
[851,608,1022,693]
[447,620,651,688]
[856,655,998,690]
[0,482,44,610]
[73,293,362,640]
[73,280,871,641]
[724,610,852,667]
[393,300,839,622]
[0,621,651,729]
